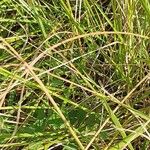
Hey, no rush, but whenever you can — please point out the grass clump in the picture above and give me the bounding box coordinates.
[0,0,150,149]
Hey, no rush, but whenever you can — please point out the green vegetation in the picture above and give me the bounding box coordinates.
[0,0,150,149]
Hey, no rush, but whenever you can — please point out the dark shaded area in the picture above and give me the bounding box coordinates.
[48,143,63,150]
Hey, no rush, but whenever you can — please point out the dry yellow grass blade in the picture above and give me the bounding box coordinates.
[0,37,85,150]
[30,31,149,66]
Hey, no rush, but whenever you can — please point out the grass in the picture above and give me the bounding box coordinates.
[0,0,150,149]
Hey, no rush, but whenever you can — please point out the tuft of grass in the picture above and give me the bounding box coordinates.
[0,0,150,149]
